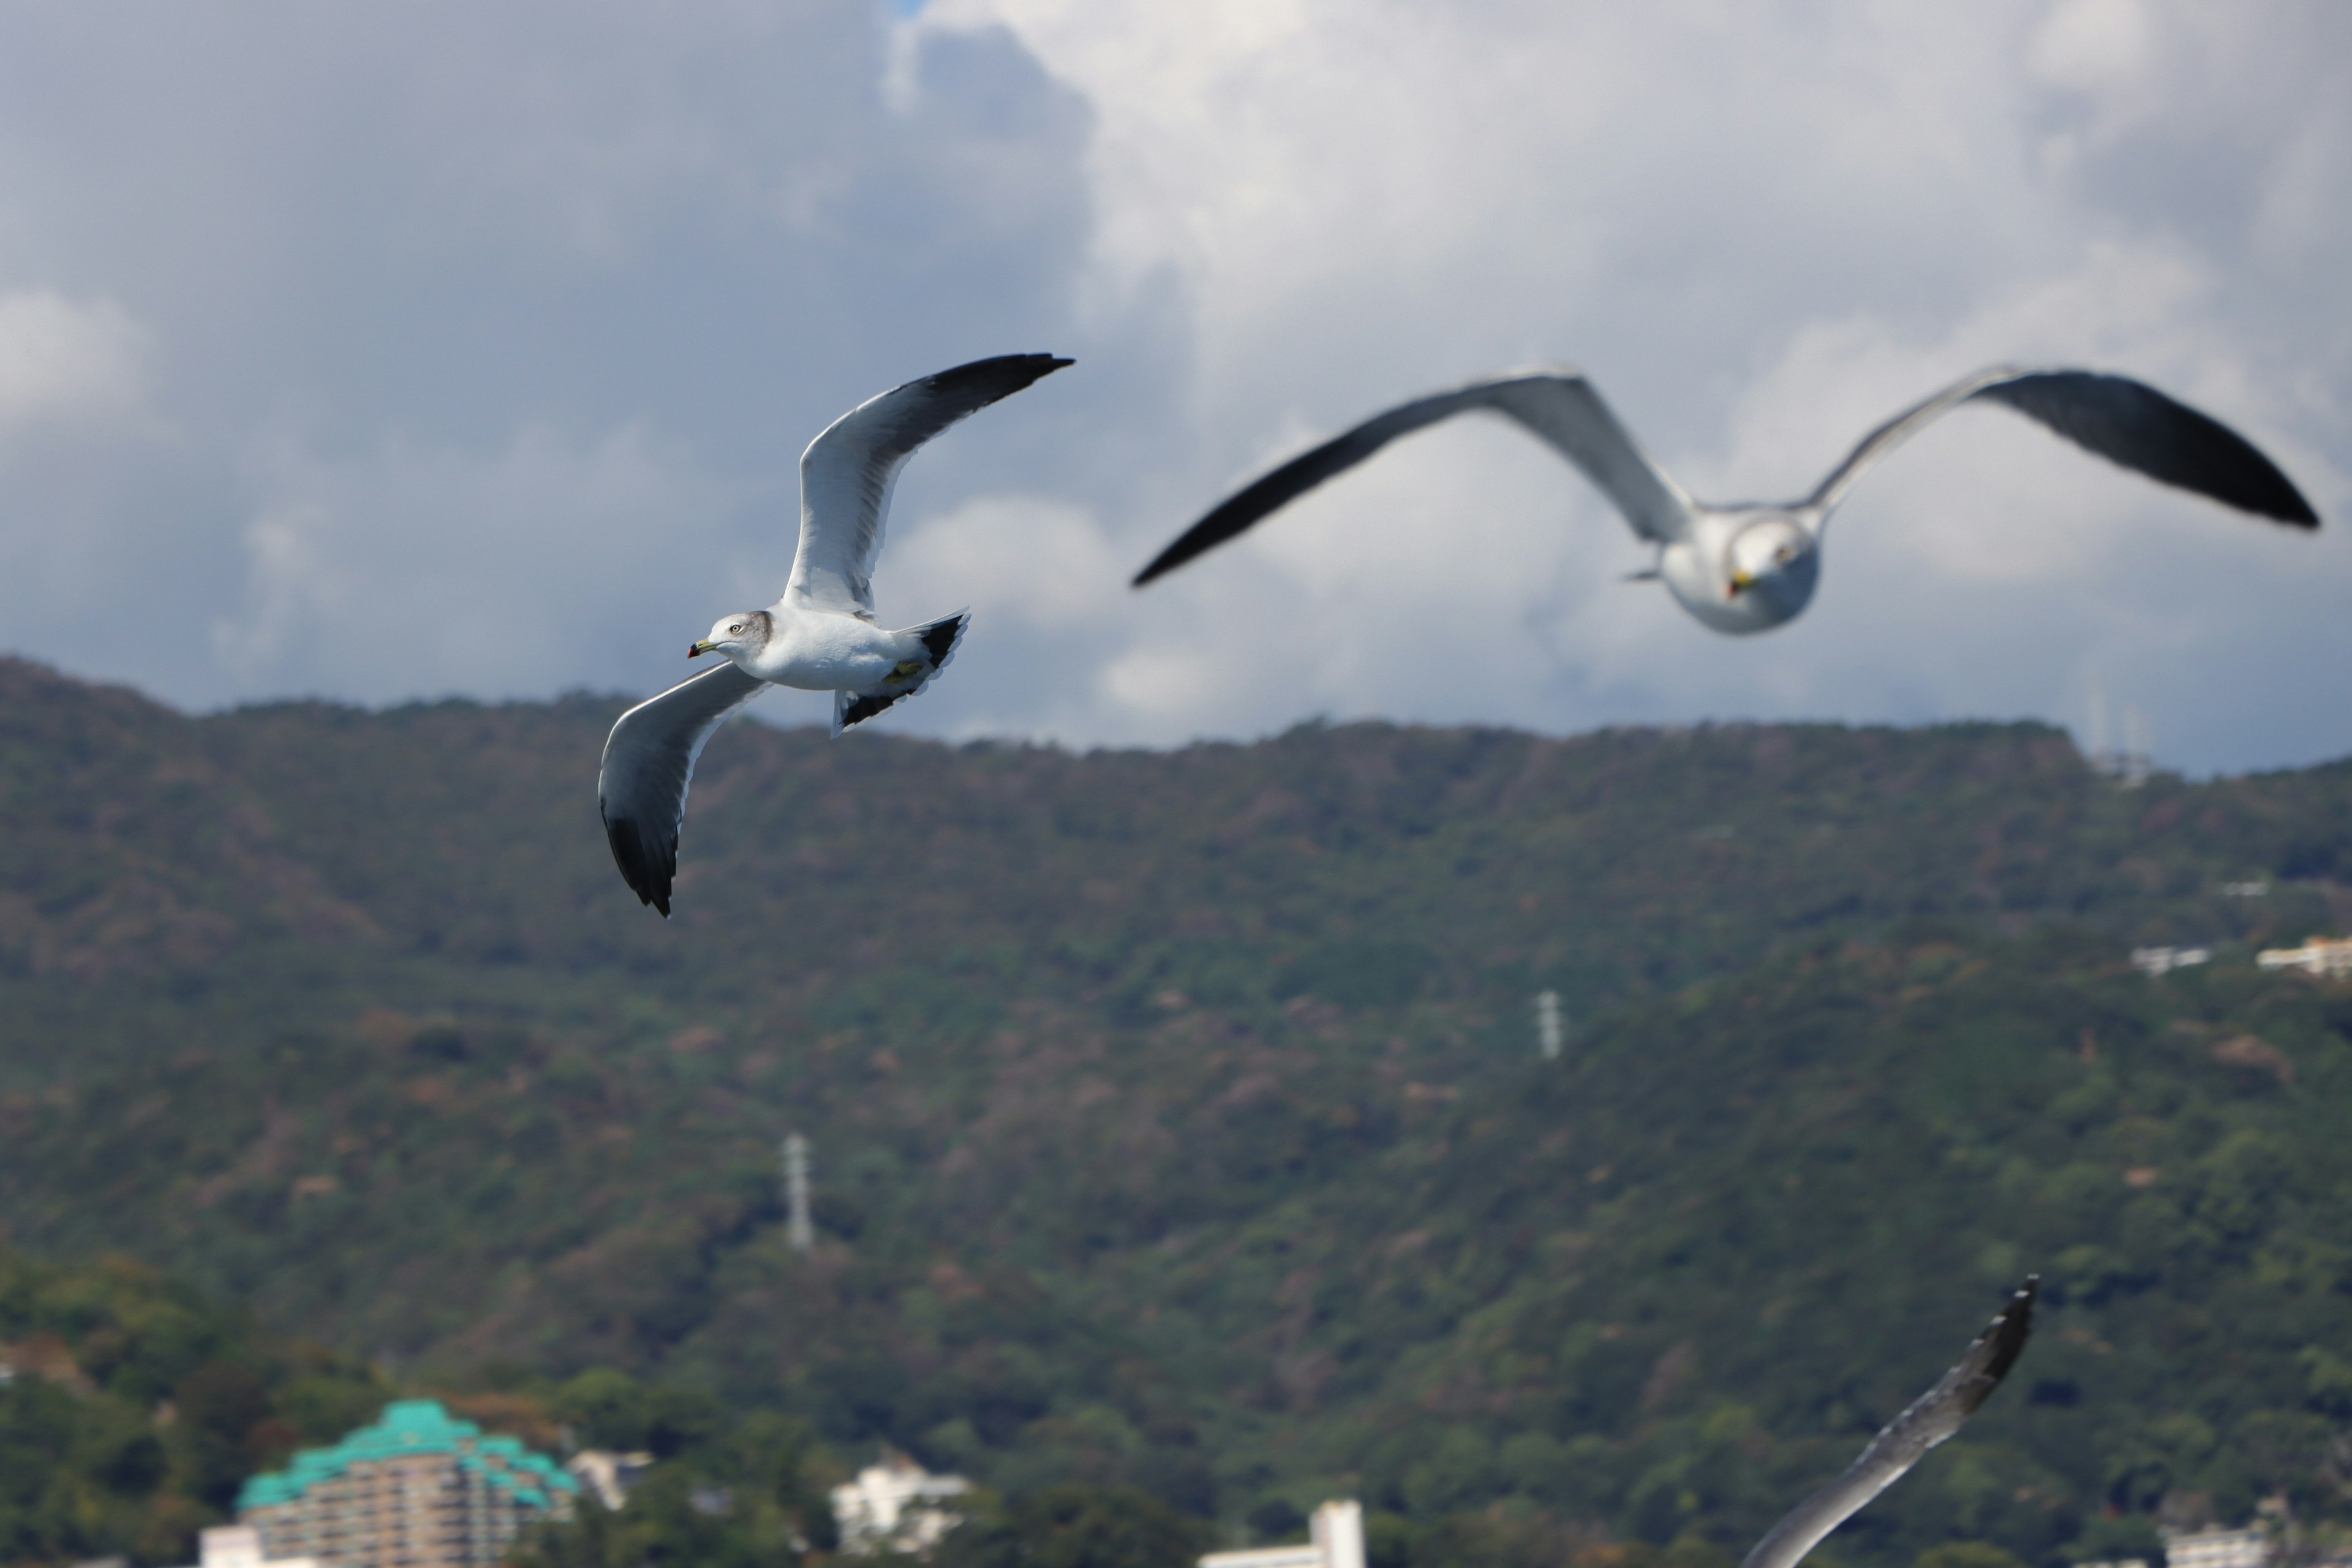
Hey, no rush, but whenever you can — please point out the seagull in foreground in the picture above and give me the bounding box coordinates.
[1133,366,2317,632]
[1741,1276,2038,1568]
[598,352,1071,916]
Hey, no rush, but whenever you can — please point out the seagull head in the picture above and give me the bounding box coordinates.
[1723,515,1819,611]
[689,611,770,661]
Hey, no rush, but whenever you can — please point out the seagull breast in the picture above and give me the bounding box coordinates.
[1663,509,1820,633]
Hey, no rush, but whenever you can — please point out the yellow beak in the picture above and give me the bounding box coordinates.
[1728,570,1755,595]
[689,639,714,657]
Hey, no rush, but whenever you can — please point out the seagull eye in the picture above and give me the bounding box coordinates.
[728,624,744,634]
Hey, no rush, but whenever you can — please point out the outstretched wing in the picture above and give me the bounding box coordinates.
[1807,367,2318,526]
[597,662,767,917]
[788,353,1072,617]
[1131,369,1696,587]
[1740,1277,2040,1568]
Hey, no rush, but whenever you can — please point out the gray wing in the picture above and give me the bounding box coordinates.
[787,353,1072,618]
[1131,369,1697,587]
[1740,1277,2038,1568]
[597,662,767,917]
[1807,366,2318,526]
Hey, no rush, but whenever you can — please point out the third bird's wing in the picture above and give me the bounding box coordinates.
[1740,1278,2040,1568]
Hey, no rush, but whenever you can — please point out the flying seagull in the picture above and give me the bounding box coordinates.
[1133,366,2317,633]
[598,352,1071,916]
[1741,1276,2039,1568]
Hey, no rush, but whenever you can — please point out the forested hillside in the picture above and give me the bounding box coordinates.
[3,655,2352,1568]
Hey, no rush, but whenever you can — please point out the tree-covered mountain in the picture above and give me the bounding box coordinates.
[3,655,2352,1568]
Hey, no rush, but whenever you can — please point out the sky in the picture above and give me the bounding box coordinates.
[0,1,2345,774]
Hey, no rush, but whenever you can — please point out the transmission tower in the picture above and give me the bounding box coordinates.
[1534,989,1563,1061]
[782,1133,813,1254]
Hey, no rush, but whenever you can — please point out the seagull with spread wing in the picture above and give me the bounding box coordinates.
[1133,366,2317,632]
[1741,1276,2039,1568]
[598,352,1071,916]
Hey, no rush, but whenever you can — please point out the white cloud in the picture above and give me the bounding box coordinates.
[210,421,747,702]
[0,290,145,435]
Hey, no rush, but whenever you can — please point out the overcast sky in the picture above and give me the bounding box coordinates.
[0,1,2345,772]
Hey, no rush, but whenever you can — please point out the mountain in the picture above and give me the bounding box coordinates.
[2,654,2351,1568]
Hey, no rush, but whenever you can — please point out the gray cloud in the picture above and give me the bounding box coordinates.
[0,1,2344,772]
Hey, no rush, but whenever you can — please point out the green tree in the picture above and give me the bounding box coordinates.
[937,1485,1208,1568]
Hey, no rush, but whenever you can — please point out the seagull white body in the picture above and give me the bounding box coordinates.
[1134,364,2317,631]
[1741,1277,2038,1568]
[723,608,934,695]
[598,352,1072,916]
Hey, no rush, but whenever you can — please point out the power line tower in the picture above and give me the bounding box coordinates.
[2118,704,2153,789]
[782,1133,813,1254]
[1534,989,1563,1061]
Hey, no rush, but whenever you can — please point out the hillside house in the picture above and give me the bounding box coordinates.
[830,1452,971,1556]
[2258,937,2352,978]
[2163,1526,2269,1568]
[168,1525,317,1568]
[1200,1501,1366,1568]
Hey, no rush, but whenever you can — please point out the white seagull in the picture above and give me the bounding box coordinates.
[1742,1276,2038,1568]
[599,352,1071,916]
[1133,366,2317,631]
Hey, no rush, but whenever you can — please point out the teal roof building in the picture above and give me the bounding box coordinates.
[237,1400,578,1568]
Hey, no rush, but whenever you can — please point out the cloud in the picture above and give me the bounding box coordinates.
[0,290,145,436]
[0,2,2345,773]
[209,421,747,702]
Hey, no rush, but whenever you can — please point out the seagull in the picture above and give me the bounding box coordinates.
[1133,366,2318,632]
[1742,1276,2039,1568]
[598,352,1071,916]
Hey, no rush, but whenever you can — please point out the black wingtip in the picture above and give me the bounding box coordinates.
[838,688,907,731]
[1974,372,2321,530]
[1980,1275,2038,1385]
[1132,492,1262,587]
[1131,540,1191,588]
[921,352,1074,407]
[602,813,675,919]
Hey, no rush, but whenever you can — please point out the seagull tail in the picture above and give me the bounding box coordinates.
[832,610,971,737]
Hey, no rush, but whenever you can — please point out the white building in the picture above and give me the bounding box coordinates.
[830,1452,971,1556]
[2258,937,2352,979]
[565,1450,653,1511]
[2132,946,2211,978]
[172,1526,318,1568]
[1201,1501,1365,1568]
[2163,1526,2269,1568]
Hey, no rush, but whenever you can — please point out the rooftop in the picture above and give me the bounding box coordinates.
[236,1400,579,1514]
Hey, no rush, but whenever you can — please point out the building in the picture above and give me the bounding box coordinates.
[168,1525,318,1568]
[829,1452,971,1556]
[236,1400,578,1568]
[2131,946,2211,978]
[1201,1501,1366,1568]
[2163,1526,2269,1568]
[2258,937,2352,979]
[565,1450,653,1511]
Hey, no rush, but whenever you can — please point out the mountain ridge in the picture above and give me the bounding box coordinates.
[5,655,2352,1566]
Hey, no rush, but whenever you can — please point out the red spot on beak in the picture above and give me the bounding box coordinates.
[687,644,702,658]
